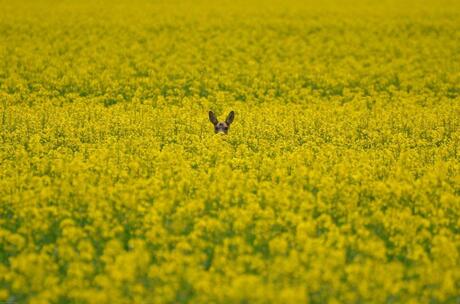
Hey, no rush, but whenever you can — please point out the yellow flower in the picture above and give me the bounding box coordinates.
[1,0,459,302]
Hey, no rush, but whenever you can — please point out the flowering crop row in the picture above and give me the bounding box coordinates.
[0,0,459,303]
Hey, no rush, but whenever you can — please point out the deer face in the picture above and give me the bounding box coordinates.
[209,111,235,134]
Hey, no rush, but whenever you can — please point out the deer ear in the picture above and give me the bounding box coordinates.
[209,111,218,125]
[225,111,235,125]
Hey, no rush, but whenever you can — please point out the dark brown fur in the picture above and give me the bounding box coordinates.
[209,111,235,134]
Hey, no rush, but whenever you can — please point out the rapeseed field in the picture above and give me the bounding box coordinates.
[0,0,459,303]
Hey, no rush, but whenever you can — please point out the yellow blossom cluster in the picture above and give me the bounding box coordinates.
[0,0,459,303]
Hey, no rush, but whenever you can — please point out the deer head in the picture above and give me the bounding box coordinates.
[209,111,235,134]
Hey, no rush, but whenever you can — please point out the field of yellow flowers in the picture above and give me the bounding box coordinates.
[1,0,460,303]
